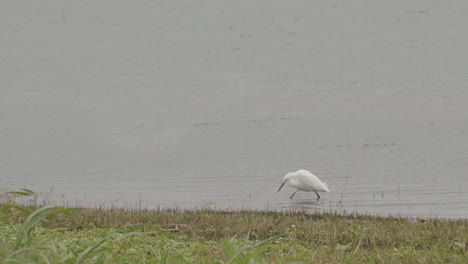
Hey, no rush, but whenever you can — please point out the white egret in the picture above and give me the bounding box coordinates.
[277,169,330,200]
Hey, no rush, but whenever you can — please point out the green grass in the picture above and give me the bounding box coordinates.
[0,190,467,263]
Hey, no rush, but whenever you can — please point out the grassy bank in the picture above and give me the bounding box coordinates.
[1,203,467,264]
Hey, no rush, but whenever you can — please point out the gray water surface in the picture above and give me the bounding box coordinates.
[1,0,468,218]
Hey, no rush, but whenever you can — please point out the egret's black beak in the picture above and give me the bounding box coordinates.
[277,181,286,192]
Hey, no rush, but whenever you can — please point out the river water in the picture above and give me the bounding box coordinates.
[1,0,467,218]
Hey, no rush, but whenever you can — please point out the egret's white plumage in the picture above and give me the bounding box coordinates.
[277,169,329,200]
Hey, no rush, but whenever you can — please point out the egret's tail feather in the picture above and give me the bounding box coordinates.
[322,182,330,192]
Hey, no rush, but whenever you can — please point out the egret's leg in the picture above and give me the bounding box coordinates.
[290,191,297,199]
[314,191,320,200]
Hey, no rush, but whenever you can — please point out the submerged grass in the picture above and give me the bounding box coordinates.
[0,191,467,263]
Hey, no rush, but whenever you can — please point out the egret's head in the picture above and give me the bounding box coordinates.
[277,173,291,193]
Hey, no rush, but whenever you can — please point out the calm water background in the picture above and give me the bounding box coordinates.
[1,0,467,218]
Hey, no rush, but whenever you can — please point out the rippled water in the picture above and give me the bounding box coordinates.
[1,0,467,218]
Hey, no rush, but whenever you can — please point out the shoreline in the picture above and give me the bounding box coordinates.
[1,202,467,263]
